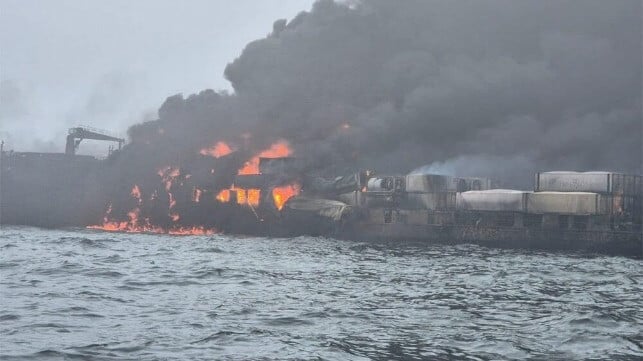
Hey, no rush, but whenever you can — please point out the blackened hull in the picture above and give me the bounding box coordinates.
[0,153,107,227]
[339,223,643,258]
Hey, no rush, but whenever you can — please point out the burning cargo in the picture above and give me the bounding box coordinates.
[535,172,643,196]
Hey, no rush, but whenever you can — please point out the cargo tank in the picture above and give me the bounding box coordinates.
[283,171,642,258]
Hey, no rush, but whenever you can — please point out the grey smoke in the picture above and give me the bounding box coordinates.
[119,0,641,188]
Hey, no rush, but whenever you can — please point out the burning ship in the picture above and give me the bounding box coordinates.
[2,0,641,258]
[1,130,641,258]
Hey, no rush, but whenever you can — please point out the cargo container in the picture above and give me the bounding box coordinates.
[403,192,456,210]
[608,194,641,218]
[458,177,497,191]
[535,172,643,196]
[406,174,496,192]
[406,174,457,192]
[366,176,405,192]
[526,192,610,215]
[456,190,529,212]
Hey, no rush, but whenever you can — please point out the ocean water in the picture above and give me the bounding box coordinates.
[0,226,641,360]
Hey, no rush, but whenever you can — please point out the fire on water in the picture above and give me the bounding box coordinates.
[87,223,216,236]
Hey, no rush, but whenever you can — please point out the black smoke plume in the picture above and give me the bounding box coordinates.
[103,0,641,224]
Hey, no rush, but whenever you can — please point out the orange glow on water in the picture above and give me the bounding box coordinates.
[167,227,216,235]
[88,222,216,235]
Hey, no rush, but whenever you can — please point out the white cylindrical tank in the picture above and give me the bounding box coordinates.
[526,191,610,215]
[456,190,529,212]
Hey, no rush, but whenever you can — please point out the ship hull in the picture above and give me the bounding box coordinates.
[340,223,642,258]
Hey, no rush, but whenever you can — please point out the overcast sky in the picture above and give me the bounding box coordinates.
[0,0,315,152]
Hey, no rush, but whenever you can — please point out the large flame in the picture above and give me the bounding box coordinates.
[167,227,215,235]
[272,183,300,210]
[89,201,216,235]
[216,187,260,208]
[238,140,292,175]
[89,178,217,235]
[199,141,233,158]
[89,139,297,234]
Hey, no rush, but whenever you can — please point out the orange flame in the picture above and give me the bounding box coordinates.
[236,189,247,205]
[89,201,216,234]
[199,141,233,158]
[216,189,230,203]
[238,140,292,175]
[247,189,260,207]
[272,183,300,210]
[89,222,216,235]
[167,227,216,235]
[89,167,217,235]
[216,186,260,207]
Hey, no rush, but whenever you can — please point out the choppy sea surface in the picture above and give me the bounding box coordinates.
[0,226,641,360]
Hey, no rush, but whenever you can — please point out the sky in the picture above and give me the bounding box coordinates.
[0,0,315,153]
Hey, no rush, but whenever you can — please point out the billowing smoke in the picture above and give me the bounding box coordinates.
[112,0,641,194]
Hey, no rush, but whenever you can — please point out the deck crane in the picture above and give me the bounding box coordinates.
[65,126,125,155]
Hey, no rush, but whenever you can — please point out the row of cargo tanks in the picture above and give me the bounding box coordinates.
[282,171,642,257]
